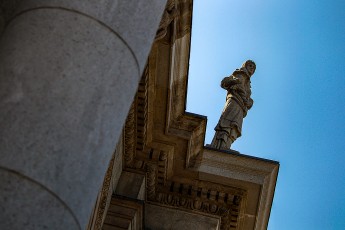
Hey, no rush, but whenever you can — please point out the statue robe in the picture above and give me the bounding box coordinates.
[211,69,253,150]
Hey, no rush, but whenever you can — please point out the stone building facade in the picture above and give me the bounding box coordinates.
[0,1,278,229]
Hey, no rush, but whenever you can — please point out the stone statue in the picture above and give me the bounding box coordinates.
[210,60,256,150]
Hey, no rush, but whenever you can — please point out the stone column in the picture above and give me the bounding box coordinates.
[0,1,166,229]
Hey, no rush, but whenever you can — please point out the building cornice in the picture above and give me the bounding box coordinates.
[120,0,279,229]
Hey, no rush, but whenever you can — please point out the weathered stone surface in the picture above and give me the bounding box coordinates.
[0,168,79,230]
[103,196,143,230]
[14,0,166,71]
[196,147,279,230]
[115,171,145,201]
[0,0,22,34]
[145,203,220,230]
[0,0,167,229]
[0,9,137,228]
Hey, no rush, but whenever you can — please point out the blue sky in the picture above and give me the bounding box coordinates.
[186,1,345,229]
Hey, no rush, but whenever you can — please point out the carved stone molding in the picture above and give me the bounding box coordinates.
[103,195,143,230]
[197,148,279,230]
[124,66,149,169]
[88,153,116,230]
[146,163,157,201]
[124,0,203,170]
[155,0,193,42]
[175,0,193,39]
[124,103,136,168]
[155,0,178,41]
[145,161,246,230]
[164,27,207,167]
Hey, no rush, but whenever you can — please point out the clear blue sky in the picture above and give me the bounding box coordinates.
[186,1,345,229]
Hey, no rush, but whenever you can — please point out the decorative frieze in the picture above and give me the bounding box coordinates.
[145,162,245,230]
[124,103,136,168]
[88,154,116,230]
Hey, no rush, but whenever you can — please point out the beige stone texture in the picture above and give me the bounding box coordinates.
[103,196,143,230]
[115,171,146,201]
[145,203,220,230]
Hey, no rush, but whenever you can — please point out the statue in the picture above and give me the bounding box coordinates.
[210,60,256,150]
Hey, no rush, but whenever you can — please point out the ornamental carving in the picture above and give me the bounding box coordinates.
[124,103,136,168]
[155,0,178,41]
[90,153,115,230]
[145,162,246,230]
[155,0,193,41]
[123,1,247,228]
[123,67,244,229]
[124,66,149,169]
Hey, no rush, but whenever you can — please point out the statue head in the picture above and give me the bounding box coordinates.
[242,60,256,76]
